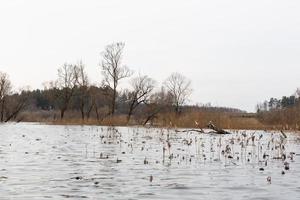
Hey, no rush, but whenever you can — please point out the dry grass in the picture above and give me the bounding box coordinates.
[154,111,265,130]
[46,115,128,126]
[257,107,300,131]
[17,110,291,130]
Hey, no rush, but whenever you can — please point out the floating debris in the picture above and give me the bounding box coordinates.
[144,157,149,164]
[150,175,153,182]
[284,162,290,170]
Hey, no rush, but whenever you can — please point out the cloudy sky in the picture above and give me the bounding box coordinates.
[0,0,300,111]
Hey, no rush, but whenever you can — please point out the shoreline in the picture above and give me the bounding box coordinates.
[4,120,300,133]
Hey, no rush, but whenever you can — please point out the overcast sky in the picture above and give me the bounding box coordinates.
[1,0,300,112]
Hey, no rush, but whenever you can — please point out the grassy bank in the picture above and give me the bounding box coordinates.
[17,110,290,130]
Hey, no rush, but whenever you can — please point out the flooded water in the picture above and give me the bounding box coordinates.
[0,123,299,200]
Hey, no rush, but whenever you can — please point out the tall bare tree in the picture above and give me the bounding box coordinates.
[74,61,89,120]
[56,63,78,119]
[127,74,155,122]
[101,42,132,115]
[164,72,192,114]
[0,71,12,122]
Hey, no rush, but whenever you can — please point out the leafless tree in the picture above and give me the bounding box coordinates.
[140,87,172,125]
[127,74,155,122]
[101,42,132,115]
[295,88,300,98]
[4,88,30,122]
[164,72,192,114]
[0,71,12,122]
[56,63,78,119]
[74,61,89,120]
[0,72,29,122]
[86,86,112,121]
[85,86,97,120]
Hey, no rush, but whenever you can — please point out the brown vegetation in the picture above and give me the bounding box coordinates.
[18,108,265,130]
[153,111,264,130]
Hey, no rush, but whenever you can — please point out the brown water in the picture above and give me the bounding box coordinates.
[0,123,299,200]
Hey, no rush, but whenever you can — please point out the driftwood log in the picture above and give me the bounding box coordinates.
[175,129,204,133]
[207,121,231,134]
[175,122,231,135]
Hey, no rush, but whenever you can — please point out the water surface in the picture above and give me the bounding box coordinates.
[0,123,299,199]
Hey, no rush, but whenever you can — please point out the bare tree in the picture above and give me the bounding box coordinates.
[127,74,155,122]
[0,72,29,122]
[87,85,112,121]
[56,63,78,119]
[0,71,12,122]
[164,72,192,114]
[295,88,300,98]
[85,86,97,120]
[141,87,172,125]
[101,42,132,115]
[74,61,89,120]
[4,88,30,122]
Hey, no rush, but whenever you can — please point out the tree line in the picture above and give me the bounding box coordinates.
[0,42,194,124]
[256,89,300,112]
[256,88,300,129]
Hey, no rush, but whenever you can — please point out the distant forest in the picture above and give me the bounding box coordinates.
[256,89,300,129]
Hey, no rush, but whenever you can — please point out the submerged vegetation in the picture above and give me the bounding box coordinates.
[1,124,299,199]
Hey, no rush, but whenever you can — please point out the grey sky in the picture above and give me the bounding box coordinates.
[1,0,300,112]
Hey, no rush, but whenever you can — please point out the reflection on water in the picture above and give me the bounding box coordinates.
[0,123,299,199]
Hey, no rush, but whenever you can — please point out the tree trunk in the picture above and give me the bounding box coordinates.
[86,103,94,120]
[60,107,66,119]
[111,86,116,115]
[175,102,180,114]
[127,100,135,123]
[80,101,85,120]
[0,99,5,122]
[60,88,74,120]
[95,104,99,121]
